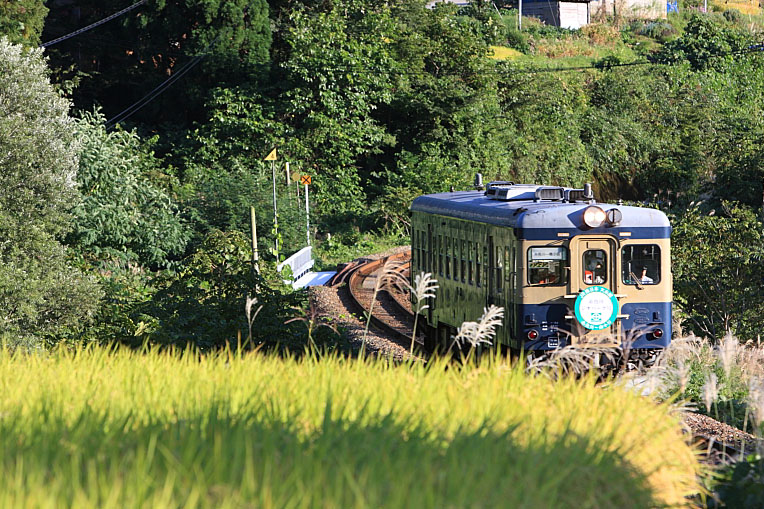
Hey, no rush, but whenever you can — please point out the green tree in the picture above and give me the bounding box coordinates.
[0,0,47,45]
[70,110,190,267]
[671,203,764,342]
[43,0,271,127]
[653,14,751,71]
[0,37,100,344]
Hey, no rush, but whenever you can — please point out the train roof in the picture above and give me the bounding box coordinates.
[411,185,671,240]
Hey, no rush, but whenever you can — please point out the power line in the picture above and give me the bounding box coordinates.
[105,55,205,128]
[105,36,220,129]
[42,0,148,48]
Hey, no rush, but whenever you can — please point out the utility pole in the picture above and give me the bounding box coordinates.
[264,147,278,260]
[305,179,311,246]
[250,206,259,275]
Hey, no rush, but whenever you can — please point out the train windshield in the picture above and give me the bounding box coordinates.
[622,244,661,285]
[583,250,607,285]
[528,247,567,285]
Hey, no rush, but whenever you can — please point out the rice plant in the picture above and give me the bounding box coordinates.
[408,272,438,354]
[0,346,702,507]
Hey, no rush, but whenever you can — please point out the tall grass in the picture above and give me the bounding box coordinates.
[654,334,764,433]
[0,346,701,507]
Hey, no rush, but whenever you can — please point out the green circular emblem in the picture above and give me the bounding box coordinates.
[574,286,618,331]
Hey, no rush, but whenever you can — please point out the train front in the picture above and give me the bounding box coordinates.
[518,198,671,364]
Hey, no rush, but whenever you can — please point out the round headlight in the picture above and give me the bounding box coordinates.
[583,206,606,228]
[606,208,622,226]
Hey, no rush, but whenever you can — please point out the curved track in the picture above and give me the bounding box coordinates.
[345,249,421,348]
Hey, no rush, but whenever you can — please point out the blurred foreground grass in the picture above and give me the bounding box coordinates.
[0,347,701,507]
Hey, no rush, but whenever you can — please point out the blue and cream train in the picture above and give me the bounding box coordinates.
[410,181,672,362]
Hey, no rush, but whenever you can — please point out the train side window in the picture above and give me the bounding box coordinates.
[445,238,451,279]
[622,244,661,285]
[468,241,474,285]
[583,250,607,285]
[476,242,482,287]
[482,245,488,288]
[496,246,503,293]
[415,230,420,272]
[461,241,466,283]
[438,235,443,276]
[453,238,459,282]
[527,247,568,285]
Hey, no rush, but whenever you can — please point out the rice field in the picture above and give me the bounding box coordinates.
[0,347,701,508]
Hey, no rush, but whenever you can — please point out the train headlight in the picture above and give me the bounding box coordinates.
[527,329,539,340]
[583,206,607,228]
[651,327,664,339]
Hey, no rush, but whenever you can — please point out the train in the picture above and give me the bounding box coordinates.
[410,179,672,364]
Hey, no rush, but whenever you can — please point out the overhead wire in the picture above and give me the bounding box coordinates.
[105,36,220,128]
[41,0,148,48]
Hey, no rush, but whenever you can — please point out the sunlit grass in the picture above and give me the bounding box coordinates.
[713,0,762,16]
[0,346,701,507]
[488,45,524,60]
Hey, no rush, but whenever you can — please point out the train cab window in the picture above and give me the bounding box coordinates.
[527,247,567,285]
[622,245,661,285]
[583,250,607,285]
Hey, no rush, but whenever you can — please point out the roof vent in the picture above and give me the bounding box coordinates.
[535,187,565,201]
[485,181,515,196]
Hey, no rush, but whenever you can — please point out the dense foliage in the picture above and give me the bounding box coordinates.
[0,37,100,345]
[71,110,189,267]
[0,0,46,45]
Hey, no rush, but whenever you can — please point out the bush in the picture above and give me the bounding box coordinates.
[71,111,190,268]
[723,8,744,24]
[139,230,304,349]
[638,21,678,42]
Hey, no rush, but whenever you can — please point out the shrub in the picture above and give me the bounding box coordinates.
[638,21,678,42]
[140,230,304,349]
[71,111,190,268]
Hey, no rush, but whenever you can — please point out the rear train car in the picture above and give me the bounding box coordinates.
[410,182,671,362]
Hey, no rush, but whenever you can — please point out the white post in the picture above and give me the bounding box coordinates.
[271,160,279,259]
[305,183,310,246]
[518,0,522,30]
[285,161,290,186]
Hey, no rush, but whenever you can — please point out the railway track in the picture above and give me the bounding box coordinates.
[343,249,422,350]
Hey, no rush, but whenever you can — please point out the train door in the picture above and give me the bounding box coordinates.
[570,237,621,344]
